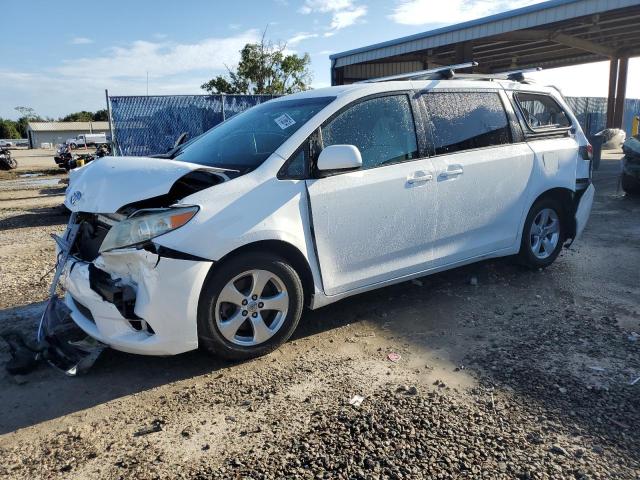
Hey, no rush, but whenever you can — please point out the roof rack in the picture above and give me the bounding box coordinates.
[358,62,478,83]
[499,67,542,82]
[358,62,541,84]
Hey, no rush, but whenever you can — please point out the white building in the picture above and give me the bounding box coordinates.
[27,121,109,148]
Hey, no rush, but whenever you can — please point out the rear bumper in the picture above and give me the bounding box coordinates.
[60,248,212,356]
[574,183,595,240]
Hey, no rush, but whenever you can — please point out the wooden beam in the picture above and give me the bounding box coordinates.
[494,29,615,57]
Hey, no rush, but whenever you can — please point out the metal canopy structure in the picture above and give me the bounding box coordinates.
[330,0,640,128]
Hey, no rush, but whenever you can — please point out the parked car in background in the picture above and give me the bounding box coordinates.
[0,140,14,148]
[621,136,640,195]
[50,66,594,362]
[66,134,108,148]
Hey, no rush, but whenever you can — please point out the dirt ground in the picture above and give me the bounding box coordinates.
[0,150,639,479]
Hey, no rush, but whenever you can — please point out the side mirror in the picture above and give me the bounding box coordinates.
[317,145,362,171]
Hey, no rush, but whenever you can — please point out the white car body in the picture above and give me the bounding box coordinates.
[58,78,594,356]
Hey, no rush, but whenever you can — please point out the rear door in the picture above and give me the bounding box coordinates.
[420,90,535,265]
[509,91,581,192]
[305,93,438,296]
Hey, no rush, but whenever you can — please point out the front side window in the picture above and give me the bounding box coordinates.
[423,92,511,155]
[174,96,334,172]
[321,95,418,170]
[515,92,571,130]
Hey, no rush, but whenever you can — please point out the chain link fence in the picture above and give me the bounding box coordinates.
[108,94,640,156]
[109,94,277,156]
[565,96,640,139]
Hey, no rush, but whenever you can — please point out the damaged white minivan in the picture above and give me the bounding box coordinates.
[50,65,595,360]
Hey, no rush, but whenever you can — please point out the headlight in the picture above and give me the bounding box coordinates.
[99,206,198,252]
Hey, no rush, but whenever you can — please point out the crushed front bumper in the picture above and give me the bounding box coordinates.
[59,247,212,356]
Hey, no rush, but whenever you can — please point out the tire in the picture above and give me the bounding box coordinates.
[197,252,304,360]
[621,172,640,195]
[518,197,565,269]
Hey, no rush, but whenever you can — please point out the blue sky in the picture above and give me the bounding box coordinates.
[1,0,639,119]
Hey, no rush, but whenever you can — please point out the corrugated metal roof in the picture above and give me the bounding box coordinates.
[27,121,109,132]
[331,0,640,68]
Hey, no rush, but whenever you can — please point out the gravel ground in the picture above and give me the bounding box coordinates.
[0,152,639,479]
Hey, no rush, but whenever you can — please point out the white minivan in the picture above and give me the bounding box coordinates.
[51,67,595,360]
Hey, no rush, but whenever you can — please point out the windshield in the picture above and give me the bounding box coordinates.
[174,96,335,171]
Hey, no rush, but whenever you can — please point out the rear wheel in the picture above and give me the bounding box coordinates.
[198,252,304,360]
[518,197,565,269]
[621,172,640,195]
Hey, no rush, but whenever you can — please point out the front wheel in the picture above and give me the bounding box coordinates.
[197,252,304,360]
[518,198,565,269]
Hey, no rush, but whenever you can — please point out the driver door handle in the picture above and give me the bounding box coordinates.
[407,171,433,185]
[440,164,464,178]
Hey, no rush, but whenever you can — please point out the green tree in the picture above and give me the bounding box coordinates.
[14,106,38,120]
[61,110,94,122]
[201,31,312,95]
[14,106,43,137]
[92,109,109,121]
[0,119,21,139]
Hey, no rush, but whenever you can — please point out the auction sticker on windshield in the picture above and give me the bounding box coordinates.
[274,113,296,130]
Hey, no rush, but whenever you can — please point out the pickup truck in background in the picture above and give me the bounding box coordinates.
[67,133,108,148]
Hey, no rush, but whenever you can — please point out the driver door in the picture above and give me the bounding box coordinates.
[305,93,438,296]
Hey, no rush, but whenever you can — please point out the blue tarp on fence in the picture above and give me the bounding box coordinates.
[109,94,640,156]
[109,94,277,156]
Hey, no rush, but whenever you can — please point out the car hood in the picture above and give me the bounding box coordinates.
[65,156,223,213]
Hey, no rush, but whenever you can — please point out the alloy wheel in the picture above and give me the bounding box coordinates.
[529,208,560,260]
[214,269,289,346]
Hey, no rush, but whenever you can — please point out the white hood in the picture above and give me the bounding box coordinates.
[65,156,208,213]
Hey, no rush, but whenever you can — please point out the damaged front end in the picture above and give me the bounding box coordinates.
[35,160,225,371]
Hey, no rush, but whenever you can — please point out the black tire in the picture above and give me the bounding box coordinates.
[518,197,565,269]
[621,172,640,195]
[197,252,304,360]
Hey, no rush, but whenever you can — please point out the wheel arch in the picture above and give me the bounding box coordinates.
[529,187,577,240]
[202,239,316,308]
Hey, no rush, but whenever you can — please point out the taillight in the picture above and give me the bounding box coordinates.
[579,145,592,160]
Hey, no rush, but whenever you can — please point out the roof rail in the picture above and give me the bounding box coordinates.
[358,62,478,83]
[499,67,542,82]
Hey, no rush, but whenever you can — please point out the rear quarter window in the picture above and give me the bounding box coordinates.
[514,92,571,130]
[422,91,512,155]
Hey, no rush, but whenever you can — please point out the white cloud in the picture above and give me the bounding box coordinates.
[56,30,259,80]
[288,32,319,45]
[70,37,93,45]
[300,0,354,14]
[389,0,544,26]
[0,30,261,118]
[329,5,366,29]
[300,0,367,32]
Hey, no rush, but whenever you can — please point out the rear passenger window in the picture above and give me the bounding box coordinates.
[515,93,571,129]
[321,95,418,170]
[423,92,511,155]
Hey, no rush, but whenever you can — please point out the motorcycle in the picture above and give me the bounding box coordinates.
[0,147,17,170]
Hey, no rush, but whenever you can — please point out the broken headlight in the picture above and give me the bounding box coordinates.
[99,206,198,252]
